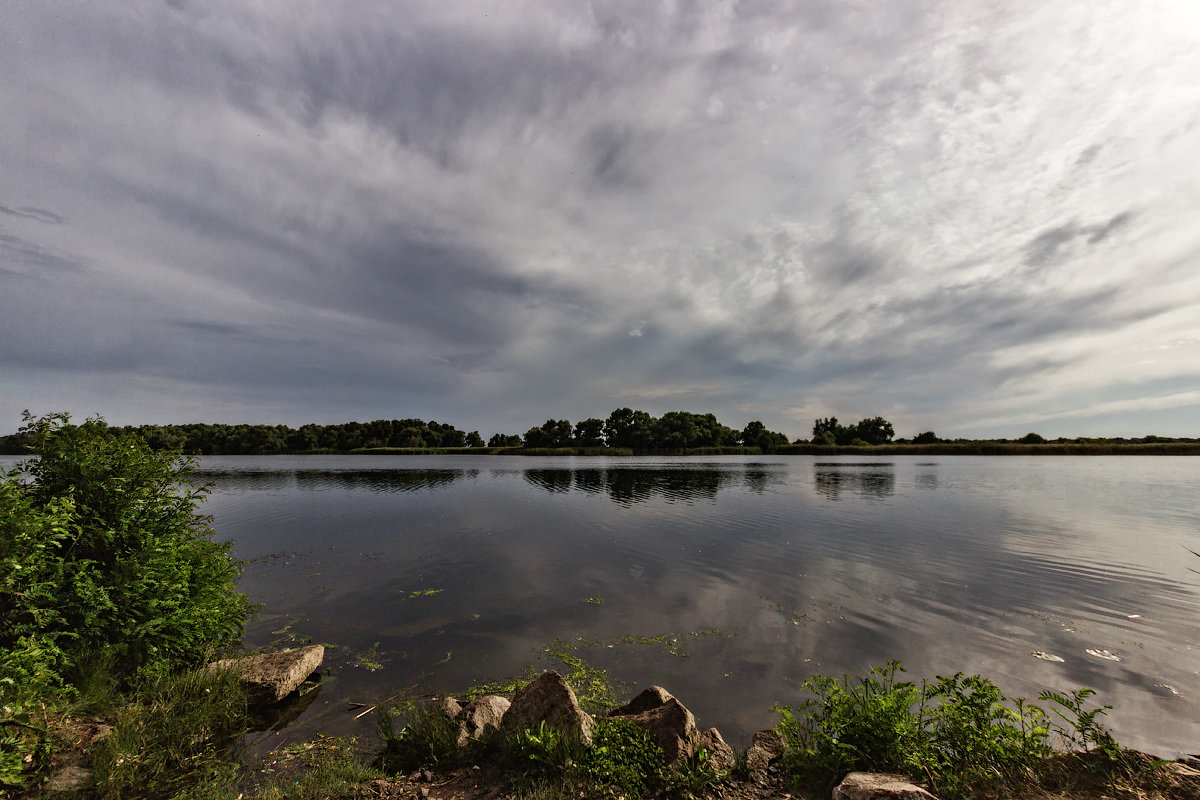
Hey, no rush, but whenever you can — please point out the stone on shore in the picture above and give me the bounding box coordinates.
[700,727,737,770]
[608,686,701,766]
[436,695,464,720]
[457,695,511,744]
[609,686,674,717]
[501,671,595,746]
[833,772,938,800]
[746,728,785,783]
[206,645,324,704]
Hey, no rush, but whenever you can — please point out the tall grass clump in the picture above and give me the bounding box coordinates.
[88,667,248,800]
[775,661,1117,800]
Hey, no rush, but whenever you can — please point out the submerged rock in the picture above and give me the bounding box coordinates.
[501,671,594,745]
[206,644,324,704]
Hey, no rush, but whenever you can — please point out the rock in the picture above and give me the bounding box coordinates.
[833,772,937,800]
[206,645,324,704]
[609,686,701,766]
[437,695,464,720]
[746,728,785,783]
[501,670,594,746]
[609,686,674,717]
[700,727,736,771]
[457,695,510,744]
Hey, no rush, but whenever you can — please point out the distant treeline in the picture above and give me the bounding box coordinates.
[0,409,1195,456]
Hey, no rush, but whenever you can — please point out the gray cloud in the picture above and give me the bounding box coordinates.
[0,205,64,224]
[1,0,1198,437]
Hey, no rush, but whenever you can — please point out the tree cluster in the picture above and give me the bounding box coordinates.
[0,419,484,456]
[811,416,896,446]
[516,409,792,453]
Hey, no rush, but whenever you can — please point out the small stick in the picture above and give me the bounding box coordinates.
[352,686,415,719]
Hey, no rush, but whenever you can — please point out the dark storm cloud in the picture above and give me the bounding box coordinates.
[1,0,1197,435]
[0,233,85,276]
[0,205,64,224]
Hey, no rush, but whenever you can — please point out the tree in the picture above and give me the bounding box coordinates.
[813,417,842,442]
[488,433,520,447]
[853,417,895,445]
[813,416,895,446]
[465,431,484,448]
[742,420,790,452]
[912,431,940,444]
[604,408,655,450]
[397,426,427,448]
[1018,432,1046,444]
[573,418,605,447]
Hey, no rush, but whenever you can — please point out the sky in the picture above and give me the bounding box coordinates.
[2,1,1199,441]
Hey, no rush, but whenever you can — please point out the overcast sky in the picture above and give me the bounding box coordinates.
[2,1,1198,439]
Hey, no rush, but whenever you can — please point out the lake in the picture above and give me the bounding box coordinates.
[36,453,1200,754]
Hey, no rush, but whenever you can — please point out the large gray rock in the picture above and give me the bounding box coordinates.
[746,728,785,783]
[501,671,594,746]
[457,695,511,744]
[436,695,463,720]
[833,772,938,800]
[609,686,701,766]
[609,686,674,717]
[207,645,324,704]
[700,727,736,771]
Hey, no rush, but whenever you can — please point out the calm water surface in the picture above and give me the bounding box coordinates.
[185,456,1200,753]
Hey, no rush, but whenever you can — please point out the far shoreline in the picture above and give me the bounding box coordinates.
[341,442,1200,456]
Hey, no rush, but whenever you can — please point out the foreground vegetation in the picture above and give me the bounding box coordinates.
[2,414,1194,799]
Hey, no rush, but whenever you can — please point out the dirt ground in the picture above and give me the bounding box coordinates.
[352,753,1200,800]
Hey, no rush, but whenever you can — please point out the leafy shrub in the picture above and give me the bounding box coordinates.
[501,717,667,800]
[775,661,1115,800]
[0,413,251,681]
[917,672,1052,798]
[776,662,924,795]
[582,718,667,799]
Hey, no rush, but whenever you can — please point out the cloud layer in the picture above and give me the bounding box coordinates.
[2,0,1198,437]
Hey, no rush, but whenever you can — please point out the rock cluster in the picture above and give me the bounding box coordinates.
[433,670,755,776]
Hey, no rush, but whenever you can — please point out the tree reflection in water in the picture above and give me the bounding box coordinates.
[813,462,896,500]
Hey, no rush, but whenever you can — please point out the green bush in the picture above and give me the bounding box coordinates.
[776,662,925,795]
[502,718,667,800]
[775,662,1112,800]
[1,413,253,794]
[0,413,251,681]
